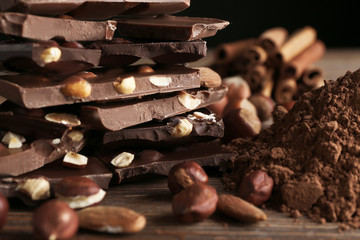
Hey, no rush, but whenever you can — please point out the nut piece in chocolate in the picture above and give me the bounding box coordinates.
[16,177,51,201]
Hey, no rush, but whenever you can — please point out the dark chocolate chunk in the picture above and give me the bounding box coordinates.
[0,12,116,41]
[97,140,236,184]
[0,129,86,176]
[81,85,228,131]
[94,109,224,148]
[92,40,206,65]
[0,65,200,108]
[115,15,229,41]
[0,157,112,205]
[0,0,190,20]
[0,42,101,75]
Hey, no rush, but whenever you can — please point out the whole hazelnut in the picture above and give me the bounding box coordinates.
[238,170,274,206]
[167,161,208,194]
[33,199,79,240]
[207,96,228,117]
[249,94,275,121]
[222,98,257,117]
[0,192,9,230]
[222,108,261,143]
[172,183,218,223]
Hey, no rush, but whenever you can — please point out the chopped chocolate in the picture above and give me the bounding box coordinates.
[0,42,101,75]
[0,0,190,20]
[0,129,86,176]
[93,109,224,148]
[97,140,236,184]
[0,65,200,108]
[92,40,207,66]
[0,12,116,41]
[81,85,228,131]
[115,15,229,41]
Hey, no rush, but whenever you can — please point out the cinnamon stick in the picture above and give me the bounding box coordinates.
[276,26,317,63]
[301,67,324,88]
[274,78,297,104]
[259,27,288,52]
[281,40,326,79]
[242,45,268,66]
[243,65,268,93]
[259,69,274,98]
[214,38,257,64]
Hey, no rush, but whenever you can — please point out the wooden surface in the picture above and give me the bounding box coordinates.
[2,49,360,239]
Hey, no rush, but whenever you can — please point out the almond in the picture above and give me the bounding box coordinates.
[195,67,222,88]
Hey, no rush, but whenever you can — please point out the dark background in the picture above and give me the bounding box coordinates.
[179,0,360,48]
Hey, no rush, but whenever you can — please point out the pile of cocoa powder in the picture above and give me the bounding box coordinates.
[224,69,360,228]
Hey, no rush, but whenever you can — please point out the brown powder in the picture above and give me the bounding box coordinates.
[225,69,360,228]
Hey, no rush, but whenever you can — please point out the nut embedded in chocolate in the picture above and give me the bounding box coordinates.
[167,161,208,194]
[78,206,146,234]
[113,76,136,94]
[172,183,218,223]
[238,170,274,207]
[2,131,26,148]
[149,76,172,87]
[16,177,51,201]
[61,76,92,98]
[170,118,193,138]
[54,176,106,209]
[33,199,79,240]
[66,130,84,142]
[111,152,135,168]
[40,47,62,64]
[62,152,88,169]
[0,192,9,230]
[45,113,81,127]
[178,91,201,110]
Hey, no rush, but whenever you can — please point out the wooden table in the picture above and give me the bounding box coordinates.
[2,49,360,239]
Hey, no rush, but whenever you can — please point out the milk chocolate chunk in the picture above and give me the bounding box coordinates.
[94,109,224,148]
[0,158,112,205]
[97,141,236,184]
[115,15,230,41]
[0,42,101,75]
[0,0,190,20]
[0,12,116,41]
[0,129,86,176]
[92,40,206,66]
[81,86,228,131]
[0,65,200,108]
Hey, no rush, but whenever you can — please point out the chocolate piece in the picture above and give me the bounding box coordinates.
[81,86,228,131]
[0,157,112,204]
[0,65,200,108]
[115,15,229,41]
[93,40,206,66]
[98,140,235,184]
[0,13,116,41]
[0,42,101,75]
[0,129,86,176]
[94,109,224,148]
[0,0,190,20]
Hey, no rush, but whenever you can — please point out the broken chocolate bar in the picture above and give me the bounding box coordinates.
[0,65,200,108]
[0,157,112,205]
[97,140,236,184]
[92,40,206,66]
[0,42,101,75]
[94,109,224,148]
[81,85,228,131]
[115,15,229,41]
[0,12,116,41]
[0,0,190,20]
[0,129,86,176]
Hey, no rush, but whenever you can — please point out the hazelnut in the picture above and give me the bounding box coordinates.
[2,131,26,148]
[45,113,81,127]
[168,161,208,194]
[111,152,135,168]
[170,118,193,138]
[178,91,201,110]
[137,65,154,73]
[16,177,51,201]
[222,108,261,143]
[54,176,106,209]
[238,170,274,206]
[62,151,88,169]
[172,183,218,223]
[149,76,172,87]
[78,206,146,234]
[222,98,257,117]
[249,94,275,121]
[66,130,84,142]
[40,47,62,64]
[224,76,251,100]
[0,192,9,230]
[7,136,23,149]
[33,199,79,240]
[218,194,267,223]
[207,95,228,117]
[113,76,136,94]
[60,75,92,98]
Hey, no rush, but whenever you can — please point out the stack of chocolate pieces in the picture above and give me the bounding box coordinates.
[0,0,232,203]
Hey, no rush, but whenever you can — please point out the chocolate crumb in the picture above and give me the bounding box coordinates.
[225,69,360,228]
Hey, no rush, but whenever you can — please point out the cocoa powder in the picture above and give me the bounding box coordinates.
[225,69,360,228]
